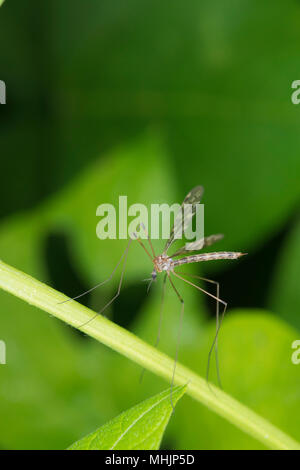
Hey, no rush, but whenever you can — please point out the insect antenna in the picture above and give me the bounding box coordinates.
[146,278,154,294]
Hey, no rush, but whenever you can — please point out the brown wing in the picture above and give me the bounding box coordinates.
[170,233,224,258]
[163,185,204,254]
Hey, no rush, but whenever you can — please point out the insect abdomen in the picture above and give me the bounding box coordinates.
[173,251,245,266]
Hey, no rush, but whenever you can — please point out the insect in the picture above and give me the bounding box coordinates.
[59,186,246,409]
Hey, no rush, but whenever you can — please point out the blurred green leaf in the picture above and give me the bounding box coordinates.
[1,0,300,452]
[1,254,300,450]
[268,217,300,329]
[3,0,299,250]
[88,283,300,449]
[171,311,300,449]
[52,0,300,267]
[0,133,182,449]
[68,385,185,450]
[0,131,299,450]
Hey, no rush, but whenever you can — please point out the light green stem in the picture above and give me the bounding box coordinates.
[0,259,299,450]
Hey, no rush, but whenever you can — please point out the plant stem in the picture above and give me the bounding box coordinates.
[0,259,299,450]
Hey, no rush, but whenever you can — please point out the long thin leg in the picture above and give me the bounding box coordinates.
[58,239,132,305]
[175,271,222,388]
[140,273,167,383]
[167,273,184,412]
[140,222,156,258]
[132,232,153,261]
[76,239,132,329]
[172,271,227,387]
[155,273,167,348]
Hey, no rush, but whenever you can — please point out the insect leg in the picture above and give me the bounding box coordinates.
[140,273,167,383]
[172,271,227,388]
[132,232,153,261]
[174,271,222,388]
[79,239,132,328]
[58,239,133,305]
[139,222,156,258]
[167,272,184,412]
[155,273,168,348]
[77,238,133,329]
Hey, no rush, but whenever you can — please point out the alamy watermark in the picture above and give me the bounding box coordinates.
[0,80,6,104]
[96,196,204,244]
[291,80,300,104]
[291,340,300,365]
[0,340,6,364]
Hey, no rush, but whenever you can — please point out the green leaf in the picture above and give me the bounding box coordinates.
[1,0,300,255]
[0,132,299,450]
[172,310,300,450]
[126,278,300,449]
[268,218,300,330]
[68,385,186,450]
[0,1,5,7]
[1,0,300,452]
[52,0,300,266]
[0,133,180,449]
[1,259,299,450]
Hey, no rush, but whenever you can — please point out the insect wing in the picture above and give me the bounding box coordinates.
[171,233,224,258]
[164,185,204,253]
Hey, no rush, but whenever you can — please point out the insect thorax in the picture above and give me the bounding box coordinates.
[153,254,173,273]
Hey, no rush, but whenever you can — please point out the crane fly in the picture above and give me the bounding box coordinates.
[59,186,246,410]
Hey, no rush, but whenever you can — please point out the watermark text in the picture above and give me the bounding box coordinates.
[0,80,6,104]
[96,196,204,244]
[291,340,300,365]
[0,340,6,364]
[291,80,300,104]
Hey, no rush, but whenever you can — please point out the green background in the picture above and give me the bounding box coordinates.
[0,0,299,449]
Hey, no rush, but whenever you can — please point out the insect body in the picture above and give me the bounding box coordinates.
[153,251,243,273]
[60,186,246,410]
[130,186,246,406]
[153,254,173,274]
[172,251,244,266]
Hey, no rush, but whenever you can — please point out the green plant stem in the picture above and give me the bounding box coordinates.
[0,259,299,450]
